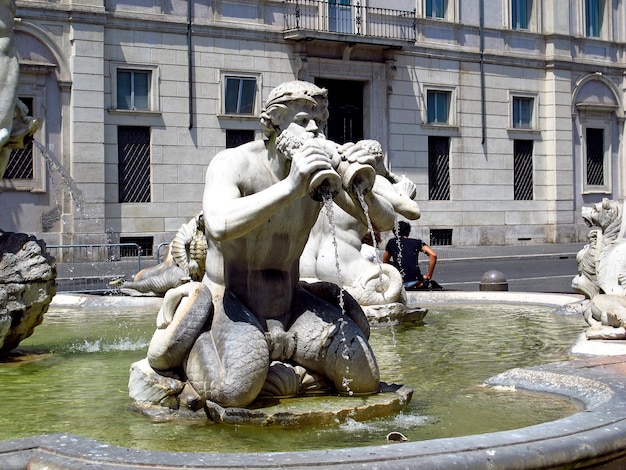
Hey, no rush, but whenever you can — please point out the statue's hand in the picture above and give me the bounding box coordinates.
[338,142,377,167]
[265,328,297,361]
[392,175,417,200]
[289,138,334,198]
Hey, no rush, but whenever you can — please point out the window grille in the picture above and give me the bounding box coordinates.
[586,128,604,186]
[224,77,256,115]
[226,130,255,149]
[4,145,34,179]
[426,0,447,18]
[512,97,533,129]
[514,140,533,200]
[117,70,150,110]
[430,229,452,246]
[428,136,450,200]
[120,236,153,257]
[3,97,34,179]
[118,126,151,203]
[427,90,451,124]
[511,0,531,29]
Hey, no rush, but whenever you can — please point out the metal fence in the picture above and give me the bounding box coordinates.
[47,243,144,294]
[283,0,416,42]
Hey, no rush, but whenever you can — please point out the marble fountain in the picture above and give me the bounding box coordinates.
[3,9,626,465]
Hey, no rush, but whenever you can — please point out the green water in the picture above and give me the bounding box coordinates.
[0,302,586,453]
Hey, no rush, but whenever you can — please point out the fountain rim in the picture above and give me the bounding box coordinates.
[4,291,626,469]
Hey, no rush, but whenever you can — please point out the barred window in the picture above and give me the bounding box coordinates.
[585,128,605,186]
[224,77,256,115]
[430,229,453,246]
[514,140,534,200]
[118,126,151,203]
[226,130,255,149]
[120,236,153,257]
[428,136,450,200]
[3,97,34,180]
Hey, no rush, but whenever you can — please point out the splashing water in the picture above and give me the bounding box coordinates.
[321,188,345,313]
[355,187,387,302]
[393,219,405,279]
[356,188,401,362]
[34,141,86,209]
[321,186,352,395]
[70,337,150,353]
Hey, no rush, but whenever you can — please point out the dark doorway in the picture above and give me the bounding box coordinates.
[315,78,364,144]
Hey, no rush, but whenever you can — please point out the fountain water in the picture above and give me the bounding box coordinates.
[0,296,585,453]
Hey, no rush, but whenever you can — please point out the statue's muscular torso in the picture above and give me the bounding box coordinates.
[205,140,322,321]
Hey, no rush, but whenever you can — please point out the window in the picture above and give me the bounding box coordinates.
[426,0,447,18]
[224,77,257,115]
[4,97,34,179]
[514,140,533,200]
[585,0,604,38]
[427,90,451,124]
[118,126,151,203]
[512,97,533,129]
[329,0,353,33]
[430,229,453,246]
[117,70,151,110]
[226,130,255,148]
[428,136,450,200]
[511,0,531,30]
[585,128,605,186]
[120,236,153,257]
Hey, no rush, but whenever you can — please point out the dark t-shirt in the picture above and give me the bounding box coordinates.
[385,237,424,283]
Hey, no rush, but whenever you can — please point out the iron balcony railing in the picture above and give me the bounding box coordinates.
[284,0,416,42]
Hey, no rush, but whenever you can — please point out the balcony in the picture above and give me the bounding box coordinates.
[283,0,416,47]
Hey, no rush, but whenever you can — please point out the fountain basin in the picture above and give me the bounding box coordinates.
[3,291,626,469]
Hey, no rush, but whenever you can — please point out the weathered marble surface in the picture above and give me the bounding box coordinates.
[129,81,411,420]
[111,213,207,296]
[0,232,56,354]
[571,199,626,341]
[301,140,422,322]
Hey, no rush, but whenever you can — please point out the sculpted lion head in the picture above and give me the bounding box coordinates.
[581,198,622,235]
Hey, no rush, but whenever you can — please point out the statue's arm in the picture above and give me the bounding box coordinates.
[203,162,290,241]
[334,184,396,233]
[372,175,421,221]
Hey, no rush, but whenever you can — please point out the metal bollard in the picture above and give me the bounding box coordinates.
[479,270,508,291]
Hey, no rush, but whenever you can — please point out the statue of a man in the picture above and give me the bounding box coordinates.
[0,0,19,177]
[181,80,395,406]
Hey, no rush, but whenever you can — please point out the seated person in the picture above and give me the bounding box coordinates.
[383,221,437,289]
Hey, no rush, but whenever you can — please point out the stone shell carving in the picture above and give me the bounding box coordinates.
[112,212,208,296]
[170,212,207,282]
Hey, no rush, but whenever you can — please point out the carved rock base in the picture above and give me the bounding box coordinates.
[0,232,56,354]
[129,378,413,426]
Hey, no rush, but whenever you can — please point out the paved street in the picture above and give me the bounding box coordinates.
[423,243,584,294]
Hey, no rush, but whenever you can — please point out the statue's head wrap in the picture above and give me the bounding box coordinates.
[259,81,329,138]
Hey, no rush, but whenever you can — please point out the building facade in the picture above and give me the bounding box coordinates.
[3,0,625,253]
